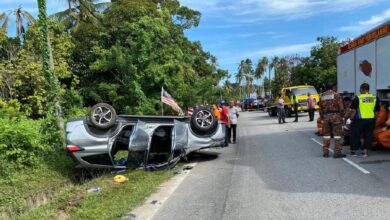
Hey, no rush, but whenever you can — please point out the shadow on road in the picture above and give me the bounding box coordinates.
[187,150,220,162]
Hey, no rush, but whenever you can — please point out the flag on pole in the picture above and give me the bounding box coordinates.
[187,108,194,116]
[161,87,183,115]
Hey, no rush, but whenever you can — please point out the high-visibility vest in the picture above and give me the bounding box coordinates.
[358,94,376,119]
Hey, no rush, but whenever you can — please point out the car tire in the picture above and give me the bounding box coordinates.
[268,108,277,117]
[190,108,218,135]
[89,103,117,129]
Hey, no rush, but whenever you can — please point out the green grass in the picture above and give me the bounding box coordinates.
[70,170,172,219]
[18,169,173,220]
[0,151,174,219]
[0,152,75,217]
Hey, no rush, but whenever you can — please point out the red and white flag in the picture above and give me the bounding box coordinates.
[161,87,183,115]
[187,108,194,116]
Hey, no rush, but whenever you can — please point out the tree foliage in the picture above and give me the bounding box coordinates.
[0,21,74,117]
[290,36,340,92]
[70,0,226,114]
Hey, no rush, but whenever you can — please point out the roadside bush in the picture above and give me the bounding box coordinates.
[0,117,47,171]
[0,99,24,119]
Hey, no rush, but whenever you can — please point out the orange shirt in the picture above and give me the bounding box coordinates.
[213,107,221,120]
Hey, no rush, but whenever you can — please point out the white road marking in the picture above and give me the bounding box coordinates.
[342,158,371,174]
[311,138,370,175]
[130,163,197,220]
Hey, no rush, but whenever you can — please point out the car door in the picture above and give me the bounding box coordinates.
[128,120,153,167]
[170,119,188,161]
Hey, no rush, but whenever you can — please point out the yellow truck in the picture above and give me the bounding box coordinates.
[267,85,320,117]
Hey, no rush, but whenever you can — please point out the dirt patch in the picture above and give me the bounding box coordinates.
[58,190,85,213]
[56,210,69,220]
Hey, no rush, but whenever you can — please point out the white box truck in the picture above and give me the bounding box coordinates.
[337,21,390,102]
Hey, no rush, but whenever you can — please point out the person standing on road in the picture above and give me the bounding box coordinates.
[277,94,286,124]
[218,100,231,147]
[212,104,221,121]
[228,100,239,144]
[307,93,316,121]
[348,83,380,157]
[377,102,390,148]
[342,96,352,146]
[293,94,299,122]
[319,82,345,158]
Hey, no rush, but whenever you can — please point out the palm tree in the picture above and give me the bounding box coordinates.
[50,0,110,32]
[245,75,253,95]
[223,80,233,96]
[269,56,280,96]
[254,56,268,95]
[236,60,245,98]
[0,7,35,37]
[243,58,253,95]
[37,0,65,139]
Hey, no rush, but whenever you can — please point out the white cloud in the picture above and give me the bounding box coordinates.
[247,42,316,57]
[219,42,316,64]
[236,33,257,38]
[181,0,384,22]
[338,8,390,32]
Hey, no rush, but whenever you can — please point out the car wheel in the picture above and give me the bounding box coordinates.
[89,103,117,129]
[190,108,218,135]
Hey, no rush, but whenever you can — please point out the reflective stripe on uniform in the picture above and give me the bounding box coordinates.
[323,136,331,139]
[358,94,376,119]
[334,136,342,139]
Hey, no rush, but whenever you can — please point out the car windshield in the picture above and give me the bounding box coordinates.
[291,87,318,96]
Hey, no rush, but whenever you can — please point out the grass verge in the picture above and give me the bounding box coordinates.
[0,152,75,218]
[1,151,174,219]
[19,169,173,220]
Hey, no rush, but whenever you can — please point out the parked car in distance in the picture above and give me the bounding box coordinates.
[241,98,255,111]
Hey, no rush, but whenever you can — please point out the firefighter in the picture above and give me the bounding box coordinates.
[316,118,323,136]
[319,82,345,158]
[349,83,380,157]
[376,102,390,148]
[372,103,389,147]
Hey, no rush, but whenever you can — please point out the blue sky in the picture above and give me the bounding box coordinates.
[2,0,390,82]
[180,0,390,80]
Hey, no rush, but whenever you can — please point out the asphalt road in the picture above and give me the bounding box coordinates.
[152,111,390,220]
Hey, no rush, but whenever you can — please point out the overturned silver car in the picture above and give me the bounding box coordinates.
[66,103,225,170]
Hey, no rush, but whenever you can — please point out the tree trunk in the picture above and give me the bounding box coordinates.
[37,0,65,142]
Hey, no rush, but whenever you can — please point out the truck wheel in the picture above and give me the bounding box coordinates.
[191,108,218,135]
[89,103,117,129]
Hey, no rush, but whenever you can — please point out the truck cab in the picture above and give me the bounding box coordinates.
[268,85,320,117]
